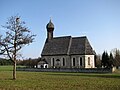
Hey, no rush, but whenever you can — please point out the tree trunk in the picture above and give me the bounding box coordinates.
[13,61,16,80]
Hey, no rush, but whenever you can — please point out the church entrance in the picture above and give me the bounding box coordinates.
[37,59,48,68]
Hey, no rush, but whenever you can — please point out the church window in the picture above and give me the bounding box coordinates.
[80,57,82,66]
[51,58,55,66]
[88,57,90,65]
[63,58,65,66]
[72,58,75,66]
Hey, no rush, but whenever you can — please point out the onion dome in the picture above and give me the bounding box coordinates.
[46,19,54,30]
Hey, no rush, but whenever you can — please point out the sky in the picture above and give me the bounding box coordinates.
[0,0,120,59]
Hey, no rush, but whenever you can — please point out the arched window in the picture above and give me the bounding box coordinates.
[56,59,60,67]
[51,58,55,66]
[72,58,75,66]
[80,57,82,66]
[88,57,90,65]
[63,58,65,66]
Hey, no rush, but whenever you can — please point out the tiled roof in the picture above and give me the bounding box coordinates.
[41,36,95,56]
[69,36,94,55]
[41,36,71,55]
[69,37,86,55]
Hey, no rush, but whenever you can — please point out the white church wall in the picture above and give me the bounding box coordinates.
[85,55,95,68]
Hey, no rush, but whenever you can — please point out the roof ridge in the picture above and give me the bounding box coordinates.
[67,37,72,55]
[72,36,87,39]
[53,36,71,39]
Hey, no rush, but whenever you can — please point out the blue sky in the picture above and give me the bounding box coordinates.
[0,0,120,59]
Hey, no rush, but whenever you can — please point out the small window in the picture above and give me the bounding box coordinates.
[51,58,55,66]
[73,58,75,66]
[63,58,65,66]
[88,57,90,65]
[80,57,82,66]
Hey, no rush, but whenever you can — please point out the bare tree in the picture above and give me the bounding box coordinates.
[95,54,102,68]
[0,15,36,80]
[112,48,120,68]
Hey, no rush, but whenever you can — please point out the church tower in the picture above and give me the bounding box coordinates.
[46,19,54,40]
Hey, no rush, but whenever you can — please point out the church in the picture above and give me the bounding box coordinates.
[39,19,95,68]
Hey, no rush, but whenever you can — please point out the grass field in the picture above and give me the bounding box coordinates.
[0,66,120,90]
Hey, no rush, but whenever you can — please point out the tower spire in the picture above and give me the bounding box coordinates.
[46,19,54,41]
[50,16,52,22]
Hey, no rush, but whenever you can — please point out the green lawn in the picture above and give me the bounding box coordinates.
[0,66,120,90]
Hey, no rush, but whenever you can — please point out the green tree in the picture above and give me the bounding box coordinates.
[109,52,114,67]
[0,15,35,80]
[102,51,109,68]
[102,51,106,67]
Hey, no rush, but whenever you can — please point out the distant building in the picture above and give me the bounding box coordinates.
[39,19,95,68]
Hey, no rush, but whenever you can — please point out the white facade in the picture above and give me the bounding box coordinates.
[84,55,95,68]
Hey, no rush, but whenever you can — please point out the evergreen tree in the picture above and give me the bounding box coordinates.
[105,51,109,68]
[109,52,114,67]
[102,51,106,67]
[102,51,109,68]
